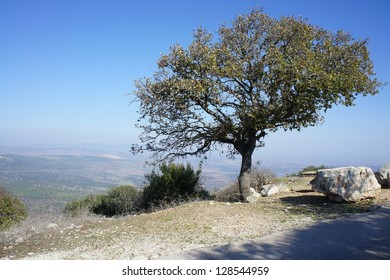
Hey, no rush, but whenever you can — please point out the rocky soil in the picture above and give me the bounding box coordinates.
[1,178,389,260]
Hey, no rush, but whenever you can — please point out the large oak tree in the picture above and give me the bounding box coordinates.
[131,9,383,201]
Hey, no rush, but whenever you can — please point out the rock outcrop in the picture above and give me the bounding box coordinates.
[375,163,390,188]
[310,166,381,202]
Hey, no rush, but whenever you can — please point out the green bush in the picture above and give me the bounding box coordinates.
[141,163,208,210]
[287,165,333,177]
[65,164,209,216]
[64,185,140,217]
[299,165,332,175]
[302,165,331,172]
[100,185,139,216]
[0,187,28,231]
[64,194,105,216]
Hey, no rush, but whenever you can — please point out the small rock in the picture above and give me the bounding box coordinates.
[184,244,205,251]
[28,226,37,233]
[27,252,35,256]
[246,188,261,203]
[15,238,24,243]
[260,183,290,197]
[47,223,59,229]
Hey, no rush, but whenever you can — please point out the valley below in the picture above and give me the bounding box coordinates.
[0,146,313,214]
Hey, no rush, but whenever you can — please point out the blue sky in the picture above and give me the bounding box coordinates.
[1,0,389,167]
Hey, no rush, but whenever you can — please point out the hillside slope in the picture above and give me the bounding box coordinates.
[1,181,389,260]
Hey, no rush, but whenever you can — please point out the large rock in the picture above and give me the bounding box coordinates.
[375,163,390,188]
[311,167,381,202]
[260,183,290,197]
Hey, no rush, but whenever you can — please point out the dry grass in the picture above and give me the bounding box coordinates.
[1,178,389,260]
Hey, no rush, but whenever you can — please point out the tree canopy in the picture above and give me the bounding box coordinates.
[131,9,383,201]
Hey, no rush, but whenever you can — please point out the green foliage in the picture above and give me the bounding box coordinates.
[0,187,28,231]
[65,165,209,216]
[64,194,105,216]
[64,185,140,217]
[133,8,384,143]
[300,165,332,175]
[141,163,208,210]
[288,165,333,176]
[102,185,139,216]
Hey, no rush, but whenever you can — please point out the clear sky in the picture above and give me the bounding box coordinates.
[1,0,389,167]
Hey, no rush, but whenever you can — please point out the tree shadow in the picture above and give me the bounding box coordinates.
[295,189,315,193]
[280,194,330,206]
[174,208,390,260]
[279,194,373,218]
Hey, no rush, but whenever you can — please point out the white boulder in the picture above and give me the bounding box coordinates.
[246,188,261,203]
[260,183,290,197]
[310,166,381,202]
[375,163,390,188]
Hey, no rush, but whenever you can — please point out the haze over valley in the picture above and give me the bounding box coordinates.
[0,145,383,215]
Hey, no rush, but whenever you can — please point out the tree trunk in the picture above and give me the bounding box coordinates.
[238,145,255,202]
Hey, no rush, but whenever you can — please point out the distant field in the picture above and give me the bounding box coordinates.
[0,154,147,213]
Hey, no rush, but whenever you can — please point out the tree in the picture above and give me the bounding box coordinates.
[131,9,383,201]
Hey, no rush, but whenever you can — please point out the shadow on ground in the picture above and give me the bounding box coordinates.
[178,208,390,260]
[280,194,329,205]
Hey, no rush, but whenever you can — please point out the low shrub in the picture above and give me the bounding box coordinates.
[100,185,140,216]
[0,187,28,231]
[215,163,276,202]
[65,163,210,216]
[251,167,276,192]
[64,185,140,217]
[64,194,105,216]
[214,183,242,202]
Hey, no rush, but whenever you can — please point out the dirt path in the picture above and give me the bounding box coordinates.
[159,205,390,259]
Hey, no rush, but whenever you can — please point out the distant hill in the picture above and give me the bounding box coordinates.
[3,145,380,214]
[0,153,148,214]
